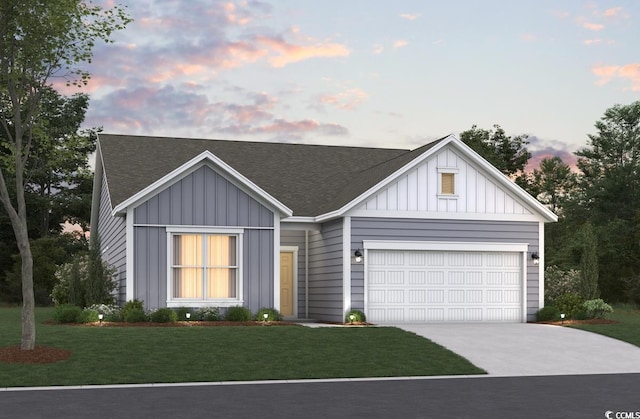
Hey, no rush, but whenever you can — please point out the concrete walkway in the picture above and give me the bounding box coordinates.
[391,323,640,376]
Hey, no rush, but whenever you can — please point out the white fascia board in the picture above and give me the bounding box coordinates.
[448,138,558,223]
[363,240,529,253]
[346,209,542,222]
[315,135,456,223]
[111,150,293,217]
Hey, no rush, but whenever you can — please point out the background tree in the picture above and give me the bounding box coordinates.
[0,0,130,350]
[460,124,532,182]
[569,101,640,301]
[578,222,599,300]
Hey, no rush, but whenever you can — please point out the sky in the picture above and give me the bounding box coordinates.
[60,0,640,169]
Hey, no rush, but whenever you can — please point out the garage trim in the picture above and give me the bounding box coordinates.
[362,240,530,322]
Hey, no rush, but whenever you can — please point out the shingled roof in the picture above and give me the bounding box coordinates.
[98,134,446,217]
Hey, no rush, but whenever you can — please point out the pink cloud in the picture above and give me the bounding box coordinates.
[583,39,602,45]
[521,33,536,42]
[527,150,578,173]
[603,7,623,17]
[582,21,605,31]
[253,35,350,67]
[393,40,408,48]
[373,44,384,54]
[399,13,420,21]
[593,63,640,91]
[319,88,368,110]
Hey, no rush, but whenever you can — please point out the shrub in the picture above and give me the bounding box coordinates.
[583,299,614,319]
[122,299,147,323]
[255,307,282,322]
[345,309,366,323]
[51,249,117,308]
[150,308,178,323]
[554,293,585,319]
[195,307,221,321]
[174,307,193,321]
[225,305,252,322]
[53,304,84,324]
[536,305,560,322]
[124,308,147,323]
[82,308,100,323]
[544,266,581,305]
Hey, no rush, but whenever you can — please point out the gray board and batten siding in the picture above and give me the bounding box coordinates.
[306,219,344,323]
[129,164,276,312]
[97,170,128,304]
[349,217,540,322]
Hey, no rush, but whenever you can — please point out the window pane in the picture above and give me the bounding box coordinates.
[441,173,455,194]
[206,268,237,298]
[173,235,202,265]
[207,235,236,266]
[173,267,203,298]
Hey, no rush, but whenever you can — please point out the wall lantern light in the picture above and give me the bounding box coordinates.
[354,249,363,263]
[531,252,540,265]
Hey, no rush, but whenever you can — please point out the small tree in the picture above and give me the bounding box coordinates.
[578,222,599,300]
[0,0,131,350]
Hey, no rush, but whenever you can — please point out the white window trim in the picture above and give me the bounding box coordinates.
[437,167,459,198]
[166,227,244,308]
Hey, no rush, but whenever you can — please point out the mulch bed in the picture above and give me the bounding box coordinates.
[538,318,618,325]
[42,320,300,327]
[0,345,72,364]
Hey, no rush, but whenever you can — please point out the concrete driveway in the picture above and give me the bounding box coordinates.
[392,323,640,376]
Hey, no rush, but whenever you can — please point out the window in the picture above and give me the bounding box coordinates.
[441,173,455,195]
[171,233,239,301]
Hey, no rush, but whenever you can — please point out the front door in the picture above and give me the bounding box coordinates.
[280,252,294,317]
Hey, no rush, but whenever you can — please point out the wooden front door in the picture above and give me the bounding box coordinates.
[280,252,294,317]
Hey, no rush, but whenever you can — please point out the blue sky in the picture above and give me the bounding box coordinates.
[69,0,640,168]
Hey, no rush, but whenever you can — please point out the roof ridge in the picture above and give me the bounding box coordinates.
[99,133,408,152]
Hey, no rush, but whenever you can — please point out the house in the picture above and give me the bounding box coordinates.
[90,133,557,323]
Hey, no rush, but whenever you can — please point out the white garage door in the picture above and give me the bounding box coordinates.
[367,250,523,322]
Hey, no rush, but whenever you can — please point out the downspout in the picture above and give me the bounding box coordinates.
[305,229,309,319]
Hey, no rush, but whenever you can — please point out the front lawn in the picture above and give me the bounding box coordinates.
[570,306,640,347]
[0,307,484,387]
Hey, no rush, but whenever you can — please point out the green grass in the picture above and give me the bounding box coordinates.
[570,306,640,347]
[0,307,484,387]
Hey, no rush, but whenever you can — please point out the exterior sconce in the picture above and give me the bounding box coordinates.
[354,249,363,263]
[531,252,540,265]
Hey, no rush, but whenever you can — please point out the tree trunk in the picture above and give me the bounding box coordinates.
[17,222,36,350]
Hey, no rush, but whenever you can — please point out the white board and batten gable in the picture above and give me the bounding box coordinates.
[346,135,557,223]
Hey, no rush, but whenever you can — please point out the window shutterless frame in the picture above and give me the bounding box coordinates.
[166,227,243,307]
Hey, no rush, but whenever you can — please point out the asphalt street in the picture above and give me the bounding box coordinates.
[1,374,639,419]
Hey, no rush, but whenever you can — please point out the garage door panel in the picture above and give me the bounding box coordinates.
[386,271,404,285]
[466,272,482,285]
[367,250,522,323]
[409,289,426,303]
[448,271,465,285]
[409,271,427,284]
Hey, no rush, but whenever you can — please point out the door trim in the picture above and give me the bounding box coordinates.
[280,246,298,318]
